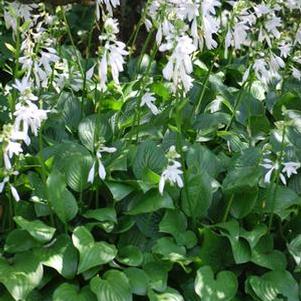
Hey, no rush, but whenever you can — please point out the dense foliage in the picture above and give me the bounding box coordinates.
[0,0,301,300]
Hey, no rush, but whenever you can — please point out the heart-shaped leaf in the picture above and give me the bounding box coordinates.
[53,283,97,301]
[246,270,299,301]
[195,265,238,301]
[90,270,132,301]
[148,287,184,301]
[117,245,143,266]
[13,216,55,243]
[0,252,43,301]
[37,234,78,279]
[72,226,117,274]
[46,170,78,223]
[78,114,112,152]
[4,229,42,253]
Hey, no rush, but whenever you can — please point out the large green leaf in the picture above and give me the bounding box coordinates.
[223,166,262,193]
[124,268,149,296]
[37,234,78,279]
[4,229,42,253]
[78,114,112,151]
[127,190,174,215]
[262,185,301,220]
[13,216,55,243]
[195,265,238,301]
[53,284,97,301]
[246,270,299,301]
[117,245,143,267]
[181,169,213,220]
[148,288,184,301]
[46,170,78,223]
[90,270,132,301]
[0,252,43,301]
[83,208,117,233]
[288,234,301,271]
[132,141,167,179]
[213,221,251,264]
[72,226,117,274]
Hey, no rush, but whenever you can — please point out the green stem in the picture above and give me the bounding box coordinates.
[222,194,234,222]
[194,63,214,115]
[10,17,21,112]
[62,9,84,77]
[268,125,286,232]
[38,106,55,227]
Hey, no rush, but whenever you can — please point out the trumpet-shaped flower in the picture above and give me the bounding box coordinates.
[87,146,117,183]
[159,160,184,195]
[162,35,196,92]
[13,101,49,145]
[140,92,160,115]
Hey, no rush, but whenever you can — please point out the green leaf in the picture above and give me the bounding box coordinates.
[127,190,174,215]
[38,234,78,279]
[117,245,143,266]
[144,260,171,292]
[152,237,186,260]
[246,270,299,301]
[213,221,251,264]
[90,270,132,301]
[159,210,187,235]
[288,234,301,271]
[223,166,261,193]
[53,284,97,301]
[4,230,42,253]
[0,252,43,301]
[198,228,233,271]
[230,189,258,219]
[56,91,82,129]
[83,208,117,232]
[13,216,55,243]
[181,169,213,220]
[46,170,78,223]
[186,144,223,178]
[148,288,184,301]
[62,154,94,192]
[124,268,149,296]
[105,181,134,201]
[78,114,112,152]
[132,141,167,179]
[262,185,301,220]
[72,226,117,274]
[195,266,238,301]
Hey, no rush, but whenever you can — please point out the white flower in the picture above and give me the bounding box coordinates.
[159,160,184,195]
[140,92,160,115]
[13,76,38,102]
[282,162,300,178]
[10,185,20,202]
[279,43,291,58]
[0,177,9,193]
[13,101,49,145]
[200,0,221,50]
[99,41,128,90]
[96,0,120,19]
[261,158,286,185]
[87,146,117,183]
[264,16,282,39]
[162,35,196,92]
[292,67,301,80]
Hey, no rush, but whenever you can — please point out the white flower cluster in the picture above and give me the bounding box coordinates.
[97,12,128,91]
[1,2,54,200]
[159,146,184,194]
[261,158,301,185]
[1,77,49,201]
